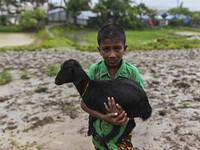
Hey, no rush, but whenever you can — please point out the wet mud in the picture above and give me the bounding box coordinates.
[0,48,200,150]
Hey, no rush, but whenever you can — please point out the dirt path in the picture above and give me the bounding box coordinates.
[45,23,66,38]
[0,48,200,150]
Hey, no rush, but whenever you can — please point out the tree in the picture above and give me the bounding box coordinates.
[0,0,24,25]
[93,0,132,25]
[66,0,91,25]
[191,11,200,25]
[19,8,47,30]
[122,6,138,29]
[48,2,56,10]
[28,0,48,9]
[168,7,191,16]
[92,3,107,26]
[135,3,149,20]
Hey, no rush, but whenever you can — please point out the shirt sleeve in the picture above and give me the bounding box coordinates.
[88,64,96,80]
[133,68,144,90]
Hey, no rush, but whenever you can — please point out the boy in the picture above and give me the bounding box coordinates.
[81,24,144,150]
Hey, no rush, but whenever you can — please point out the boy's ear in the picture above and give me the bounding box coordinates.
[124,45,128,51]
[97,46,100,51]
[97,47,102,55]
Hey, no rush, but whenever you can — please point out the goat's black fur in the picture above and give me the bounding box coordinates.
[55,59,152,144]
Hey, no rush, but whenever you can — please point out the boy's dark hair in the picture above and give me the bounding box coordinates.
[97,24,126,45]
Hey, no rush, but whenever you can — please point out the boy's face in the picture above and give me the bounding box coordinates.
[98,39,127,67]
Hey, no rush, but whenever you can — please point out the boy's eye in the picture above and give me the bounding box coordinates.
[102,47,109,51]
[114,46,121,51]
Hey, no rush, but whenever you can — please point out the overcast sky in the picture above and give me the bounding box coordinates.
[51,0,200,11]
[136,0,200,11]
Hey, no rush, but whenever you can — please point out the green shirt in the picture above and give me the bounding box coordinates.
[87,59,144,150]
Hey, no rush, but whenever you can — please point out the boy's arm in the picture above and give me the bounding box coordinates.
[81,65,129,125]
[81,100,129,126]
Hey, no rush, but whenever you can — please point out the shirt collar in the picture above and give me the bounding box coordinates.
[100,59,126,79]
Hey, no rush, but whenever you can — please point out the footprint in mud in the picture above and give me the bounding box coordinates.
[4,122,18,131]
[23,116,54,132]
[0,96,11,103]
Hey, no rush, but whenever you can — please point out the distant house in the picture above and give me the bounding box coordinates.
[166,14,187,20]
[48,9,97,26]
[48,8,67,22]
[69,11,97,26]
[137,15,154,25]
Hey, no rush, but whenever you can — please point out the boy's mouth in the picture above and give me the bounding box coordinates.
[108,60,118,64]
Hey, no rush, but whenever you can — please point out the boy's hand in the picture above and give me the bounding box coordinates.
[104,97,129,125]
[104,97,123,114]
[104,111,129,126]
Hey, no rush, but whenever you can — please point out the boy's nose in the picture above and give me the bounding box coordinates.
[109,50,116,58]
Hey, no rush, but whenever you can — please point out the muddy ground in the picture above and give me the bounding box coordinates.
[0,48,200,150]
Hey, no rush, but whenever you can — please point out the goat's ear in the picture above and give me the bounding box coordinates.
[73,65,83,84]
[62,60,75,68]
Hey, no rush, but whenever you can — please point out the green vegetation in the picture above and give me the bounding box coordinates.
[9,139,46,150]
[48,25,200,51]
[0,15,8,26]
[20,70,31,79]
[0,25,200,52]
[183,101,192,106]
[19,8,47,30]
[81,27,200,51]
[36,143,45,150]
[46,64,59,77]
[0,25,23,32]
[0,69,12,85]
[66,0,91,25]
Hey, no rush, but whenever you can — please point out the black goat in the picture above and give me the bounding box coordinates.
[55,59,152,145]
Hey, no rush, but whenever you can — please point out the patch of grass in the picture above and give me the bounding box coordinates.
[0,69,12,85]
[69,106,80,110]
[36,143,45,150]
[183,101,192,106]
[0,25,23,32]
[11,100,17,104]
[1,25,200,52]
[63,105,80,110]
[20,70,31,79]
[46,64,59,77]
[10,140,19,147]
[84,27,200,51]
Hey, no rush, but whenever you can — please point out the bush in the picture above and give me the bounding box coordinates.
[169,18,183,26]
[0,25,23,32]
[46,64,59,77]
[19,9,47,30]
[0,15,8,26]
[0,69,12,85]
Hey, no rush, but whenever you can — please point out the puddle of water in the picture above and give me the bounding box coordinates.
[174,32,200,36]
[0,33,35,48]
[63,32,89,45]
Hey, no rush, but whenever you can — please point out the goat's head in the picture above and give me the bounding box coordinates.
[55,59,81,85]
